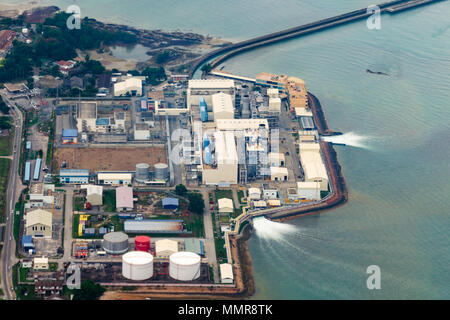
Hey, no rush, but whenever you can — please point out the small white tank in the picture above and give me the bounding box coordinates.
[122,251,154,280]
[169,252,201,281]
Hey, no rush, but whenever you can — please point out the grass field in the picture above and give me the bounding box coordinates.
[0,158,11,223]
[103,190,116,212]
[0,122,14,156]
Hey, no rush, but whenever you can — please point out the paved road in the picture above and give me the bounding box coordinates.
[0,97,24,300]
[61,187,74,267]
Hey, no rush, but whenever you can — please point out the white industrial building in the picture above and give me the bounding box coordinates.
[134,123,150,140]
[220,263,234,284]
[202,131,238,185]
[97,172,132,186]
[218,198,234,214]
[114,77,143,96]
[116,186,134,212]
[33,257,49,270]
[155,239,179,259]
[263,188,278,200]
[81,184,103,206]
[215,118,268,131]
[212,92,234,121]
[29,184,55,208]
[268,97,281,112]
[187,79,235,108]
[297,181,321,200]
[270,167,288,181]
[26,209,52,238]
[298,143,329,191]
[248,187,261,200]
[268,152,285,167]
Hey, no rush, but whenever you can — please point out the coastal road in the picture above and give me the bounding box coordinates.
[0,96,24,300]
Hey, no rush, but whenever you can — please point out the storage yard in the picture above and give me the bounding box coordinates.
[53,146,167,173]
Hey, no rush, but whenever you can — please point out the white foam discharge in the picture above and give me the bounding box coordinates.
[321,132,372,149]
[252,217,297,240]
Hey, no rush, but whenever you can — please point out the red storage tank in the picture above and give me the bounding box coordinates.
[135,236,151,252]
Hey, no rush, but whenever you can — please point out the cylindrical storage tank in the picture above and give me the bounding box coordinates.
[103,232,129,255]
[135,163,150,181]
[135,235,151,252]
[154,163,169,180]
[122,251,153,280]
[169,252,201,281]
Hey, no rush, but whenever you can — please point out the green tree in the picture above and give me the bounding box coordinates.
[187,192,205,215]
[73,280,106,300]
[201,63,213,74]
[175,184,187,196]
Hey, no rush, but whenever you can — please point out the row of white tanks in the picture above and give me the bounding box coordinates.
[122,251,201,281]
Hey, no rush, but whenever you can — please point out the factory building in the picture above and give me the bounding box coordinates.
[155,239,179,259]
[212,92,234,121]
[184,238,205,257]
[220,263,234,284]
[297,181,321,200]
[162,198,179,210]
[33,257,49,270]
[270,167,288,181]
[76,102,97,133]
[248,187,261,200]
[29,184,55,208]
[187,79,235,109]
[268,152,285,167]
[218,198,234,214]
[81,185,103,206]
[97,172,132,186]
[59,169,90,184]
[202,131,238,185]
[263,188,278,200]
[298,143,329,191]
[114,77,143,96]
[25,209,52,238]
[116,186,134,212]
[62,129,78,144]
[134,123,150,140]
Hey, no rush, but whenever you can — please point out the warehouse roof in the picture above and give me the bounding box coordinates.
[26,209,52,228]
[300,151,328,181]
[124,220,184,233]
[184,238,204,255]
[98,172,132,180]
[270,167,288,175]
[162,197,179,208]
[155,239,178,254]
[212,92,234,116]
[116,186,133,209]
[218,198,234,210]
[297,181,321,190]
[220,263,234,282]
[188,79,234,89]
[78,102,97,119]
[82,184,103,196]
[60,169,90,176]
[62,128,78,137]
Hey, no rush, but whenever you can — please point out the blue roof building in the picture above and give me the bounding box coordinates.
[162,197,179,210]
[59,169,90,184]
[26,141,31,150]
[22,235,34,249]
[24,161,31,182]
[62,129,78,137]
[33,158,42,180]
[96,118,109,126]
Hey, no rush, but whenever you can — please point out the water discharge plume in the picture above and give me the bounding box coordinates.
[321,132,372,149]
[252,217,297,240]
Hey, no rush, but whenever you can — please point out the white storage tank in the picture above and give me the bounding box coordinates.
[135,163,150,181]
[154,163,169,180]
[122,251,154,280]
[169,252,201,281]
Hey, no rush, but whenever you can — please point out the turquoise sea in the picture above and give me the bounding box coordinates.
[7,0,450,299]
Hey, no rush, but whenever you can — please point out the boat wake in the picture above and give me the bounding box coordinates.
[252,217,297,240]
[321,132,372,149]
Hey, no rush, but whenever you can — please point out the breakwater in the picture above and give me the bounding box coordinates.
[189,0,446,77]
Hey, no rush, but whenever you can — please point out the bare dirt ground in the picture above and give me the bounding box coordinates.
[53,146,167,173]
